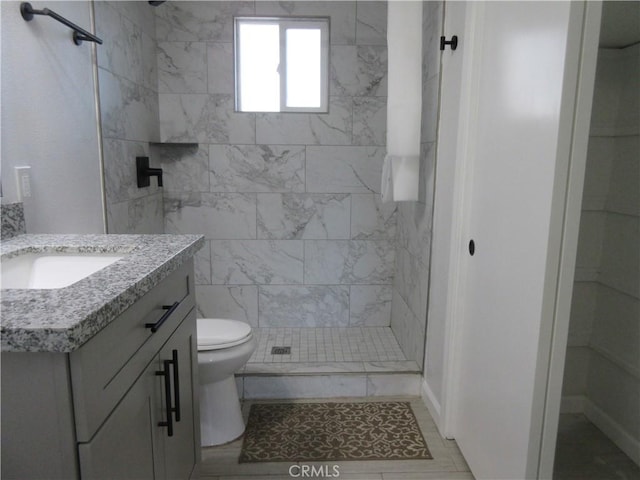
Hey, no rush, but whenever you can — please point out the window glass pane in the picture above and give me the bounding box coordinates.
[237,23,280,112]
[285,28,321,108]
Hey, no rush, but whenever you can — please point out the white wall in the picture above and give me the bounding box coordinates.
[1,1,104,233]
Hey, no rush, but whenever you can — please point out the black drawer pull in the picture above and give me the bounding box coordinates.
[156,359,173,437]
[171,349,181,422]
[145,302,180,333]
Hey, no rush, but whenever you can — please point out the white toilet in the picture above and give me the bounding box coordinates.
[197,318,257,446]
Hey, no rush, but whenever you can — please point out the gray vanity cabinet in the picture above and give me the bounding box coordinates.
[78,310,198,480]
[76,358,159,479]
[1,260,201,480]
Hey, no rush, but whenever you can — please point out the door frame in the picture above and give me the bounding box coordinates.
[434,0,603,476]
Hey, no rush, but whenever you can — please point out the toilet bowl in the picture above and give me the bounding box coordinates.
[197,318,257,446]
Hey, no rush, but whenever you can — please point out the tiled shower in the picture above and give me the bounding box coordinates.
[97,1,442,395]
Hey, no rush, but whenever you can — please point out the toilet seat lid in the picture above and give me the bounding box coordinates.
[197,318,252,350]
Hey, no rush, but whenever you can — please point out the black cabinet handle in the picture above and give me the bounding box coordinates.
[156,359,173,437]
[145,302,180,333]
[171,349,181,422]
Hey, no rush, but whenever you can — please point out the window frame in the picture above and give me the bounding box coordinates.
[234,16,330,113]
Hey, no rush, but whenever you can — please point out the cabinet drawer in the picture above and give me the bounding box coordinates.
[70,261,195,442]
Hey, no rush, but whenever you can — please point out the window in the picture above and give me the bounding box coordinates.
[234,17,329,113]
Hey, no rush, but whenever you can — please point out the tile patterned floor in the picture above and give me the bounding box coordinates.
[200,396,474,480]
[249,327,407,364]
[554,413,640,479]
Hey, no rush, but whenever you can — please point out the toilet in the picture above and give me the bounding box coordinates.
[197,318,257,446]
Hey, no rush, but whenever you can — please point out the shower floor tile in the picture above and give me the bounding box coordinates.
[248,327,407,364]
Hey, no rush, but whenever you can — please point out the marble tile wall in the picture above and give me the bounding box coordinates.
[390,1,443,366]
[155,1,397,329]
[96,1,163,234]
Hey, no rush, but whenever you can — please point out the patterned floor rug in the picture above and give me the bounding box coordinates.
[239,401,432,463]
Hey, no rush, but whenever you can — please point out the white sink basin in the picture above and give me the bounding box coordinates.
[1,253,123,289]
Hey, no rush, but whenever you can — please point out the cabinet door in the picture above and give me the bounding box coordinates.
[156,309,199,480]
[78,359,161,480]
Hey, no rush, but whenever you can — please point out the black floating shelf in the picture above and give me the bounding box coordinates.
[149,142,199,147]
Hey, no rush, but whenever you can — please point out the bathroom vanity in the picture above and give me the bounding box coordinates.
[1,234,204,480]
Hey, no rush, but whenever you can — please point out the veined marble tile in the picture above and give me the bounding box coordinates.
[397,201,432,266]
[211,240,304,285]
[196,285,258,326]
[157,42,207,93]
[159,94,255,143]
[350,285,392,326]
[259,285,350,327]
[390,288,425,365]
[207,42,234,94]
[95,2,142,85]
[100,68,159,142]
[141,33,158,92]
[419,141,437,205]
[243,362,367,375]
[331,45,387,97]
[422,1,443,84]
[155,1,254,42]
[351,194,397,240]
[209,145,305,193]
[256,1,356,45]
[194,239,212,285]
[356,1,387,46]
[163,192,256,239]
[102,139,156,204]
[306,146,384,193]
[394,246,429,324]
[256,97,352,145]
[152,143,209,193]
[421,75,440,144]
[363,361,422,373]
[366,373,421,396]
[257,194,351,240]
[108,1,156,38]
[106,200,129,234]
[353,96,387,146]
[107,194,164,235]
[159,93,207,142]
[243,375,367,399]
[207,94,256,144]
[304,240,395,285]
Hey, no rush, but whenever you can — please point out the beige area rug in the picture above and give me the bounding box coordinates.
[239,401,432,463]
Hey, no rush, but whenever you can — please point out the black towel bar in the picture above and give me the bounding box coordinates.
[20,2,103,46]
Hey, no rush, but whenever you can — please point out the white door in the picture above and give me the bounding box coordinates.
[451,2,588,478]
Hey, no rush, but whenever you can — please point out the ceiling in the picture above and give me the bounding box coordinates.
[599,1,640,48]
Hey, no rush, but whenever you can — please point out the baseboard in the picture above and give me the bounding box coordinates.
[560,394,586,413]
[560,395,639,465]
[584,399,640,466]
[421,378,446,437]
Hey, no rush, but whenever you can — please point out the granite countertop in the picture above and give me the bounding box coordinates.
[1,234,204,353]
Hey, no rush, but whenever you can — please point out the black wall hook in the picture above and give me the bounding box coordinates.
[137,157,164,188]
[20,2,103,45]
[440,35,458,51]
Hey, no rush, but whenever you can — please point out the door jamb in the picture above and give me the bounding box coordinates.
[534,2,602,477]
